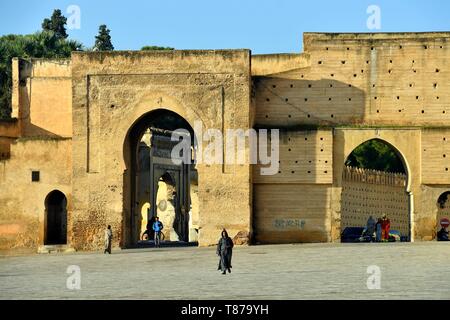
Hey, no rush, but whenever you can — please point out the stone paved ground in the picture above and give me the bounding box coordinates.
[1,242,450,300]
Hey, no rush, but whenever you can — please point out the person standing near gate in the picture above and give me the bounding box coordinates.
[381,214,391,241]
[104,225,112,254]
[365,215,376,241]
[375,217,382,242]
[152,216,164,248]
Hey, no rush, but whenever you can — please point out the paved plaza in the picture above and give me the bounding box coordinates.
[1,242,450,300]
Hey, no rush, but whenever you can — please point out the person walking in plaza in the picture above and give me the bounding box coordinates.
[152,216,164,248]
[381,214,391,241]
[104,225,112,254]
[216,229,234,275]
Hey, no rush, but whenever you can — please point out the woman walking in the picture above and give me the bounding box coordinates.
[104,225,112,254]
[216,229,234,275]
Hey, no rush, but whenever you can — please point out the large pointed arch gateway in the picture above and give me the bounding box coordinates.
[123,109,198,246]
[340,138,411,242]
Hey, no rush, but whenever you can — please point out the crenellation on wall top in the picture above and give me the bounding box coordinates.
[71,49,251,62]
[343,166,406,187]
[303,31,450,51]
[71,49,251,77]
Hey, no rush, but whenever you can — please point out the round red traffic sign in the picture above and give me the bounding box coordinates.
[440,217,450,228]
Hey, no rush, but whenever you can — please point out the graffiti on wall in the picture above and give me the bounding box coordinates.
[273,219,306,230]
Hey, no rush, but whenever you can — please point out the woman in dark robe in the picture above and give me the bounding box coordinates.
[104,225,112,254]
[216,229,234,274]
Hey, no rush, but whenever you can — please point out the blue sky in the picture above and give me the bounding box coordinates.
[0,0,449,54]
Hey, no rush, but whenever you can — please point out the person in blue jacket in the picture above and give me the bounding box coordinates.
[152,216,164,248]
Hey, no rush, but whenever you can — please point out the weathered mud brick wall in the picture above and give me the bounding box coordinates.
[0,58,72,251]
[0,138,72,251]
[0,120,19,159]
[252,129,333,243]
[12,58,72,137]
[2,32,450,252]
[254,32,450,127]
[252,32,450,243]
[419,128,450,239]
[71,50,252,250]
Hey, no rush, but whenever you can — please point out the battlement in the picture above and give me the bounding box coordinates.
[303,31,450,50]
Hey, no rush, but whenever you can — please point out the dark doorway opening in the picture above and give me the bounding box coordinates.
[45,190,67,245]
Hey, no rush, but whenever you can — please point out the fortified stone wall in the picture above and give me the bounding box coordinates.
[12,58,72,138]
[0,138,72,252]
[252,32,450,243]
[421,128,450,184]
[70,50,252,250]
[2,32,449,252]
[253,129,333,243]
[0,59,73,252]
[254,32,450,127]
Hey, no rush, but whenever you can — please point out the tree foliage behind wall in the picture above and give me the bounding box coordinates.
[94,25,114,51]
[345,139,406,174]
[41,9,68,40]
[0,8,84,119]
[0,32,82,119]
[141,46,174,51]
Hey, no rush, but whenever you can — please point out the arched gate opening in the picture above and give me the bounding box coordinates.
[124,109,198,246]
[340,139,411,242]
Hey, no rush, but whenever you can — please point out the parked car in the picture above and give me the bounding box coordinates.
[341,227,369,243]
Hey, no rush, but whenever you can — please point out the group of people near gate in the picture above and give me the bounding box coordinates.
[364,214,392,242]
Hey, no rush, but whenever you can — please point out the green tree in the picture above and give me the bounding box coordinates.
[41,9,68,40]
[0,31,82,119]
[94,25,114,51]
[141,45,174,51]
[345,139,405,173]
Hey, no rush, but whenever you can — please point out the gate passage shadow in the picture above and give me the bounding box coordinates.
[132,240,198,248]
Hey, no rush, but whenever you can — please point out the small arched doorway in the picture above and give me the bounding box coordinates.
[45,190,67,245]
[341,139,410,241]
